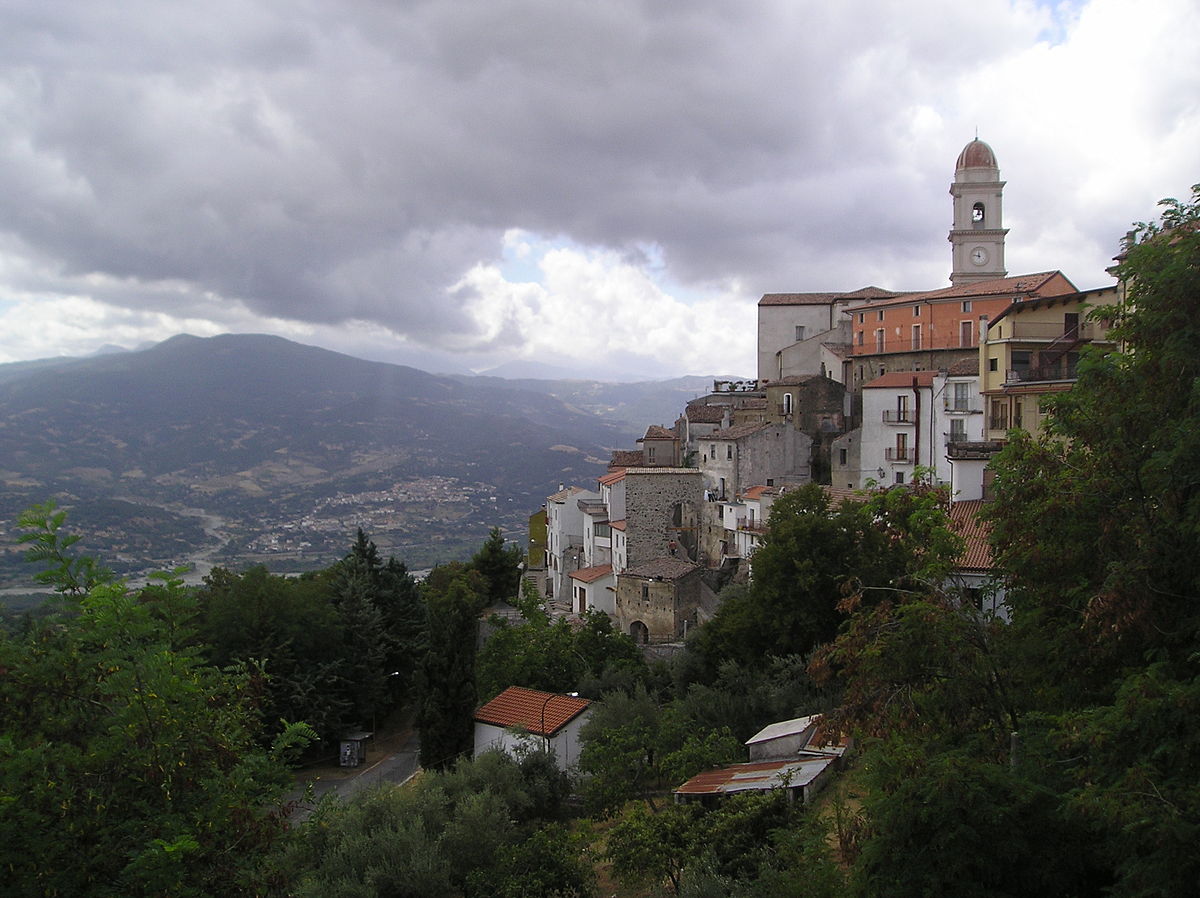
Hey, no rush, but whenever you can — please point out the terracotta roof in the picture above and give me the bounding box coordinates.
[609,519,626,531]
[946,358,980,377]
[686,405,727,424]
[758,286,898,307]
[639,425,677,441]
[474,686,592,737]
[675,756,835,796]
[822,485,870,505]
[821,342,854,359]
[570,563,612,583]
[623,556,702,581]
[988,286,1115,327]
[742,484,784,500]
[739,399,768,410]
[863,370,939,390]
[598,470,625,486]
[853,272,1074,310]
[609,449,644,468]
[711,422,769,441]
[548,485,585,502]
[950,499,993,571]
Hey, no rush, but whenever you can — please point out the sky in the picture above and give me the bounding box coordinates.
[0,0,1196,379]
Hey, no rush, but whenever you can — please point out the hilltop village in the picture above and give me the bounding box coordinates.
[531,138,1118,641]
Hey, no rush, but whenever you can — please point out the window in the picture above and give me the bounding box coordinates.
[856,330,864,346]
[962,300,972,312]
[839,448,848,465]
[641,584,649,600]
[647,446,656,463]
[911,324,922,350]
[858,312,865,324]
[875,328,885,354]
[897,395,909,417]
[990,399,1008,431]
[972,201,985,225]
[960,320,974,347]
[1014,399,1024,430]
[783,392,793,415]
[896,432,908,455]
[950,418,967,441]
[989,357,998,372]
[794,325,806,342]
[726,444,733,460]
[710,444,716,457]
[877,310,885,321]
[953,382,970,411]
[895,471,905,484]
[913,305,921,317]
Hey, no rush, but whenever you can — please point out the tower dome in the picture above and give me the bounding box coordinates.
[955,138,998,171]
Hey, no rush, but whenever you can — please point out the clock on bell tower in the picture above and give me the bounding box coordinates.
[949,138,1008,285]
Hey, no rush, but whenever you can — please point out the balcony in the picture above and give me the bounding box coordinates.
[946,439,1006,460]
[736,516,768,533]
[943,399,981,415]
[885,447,916,463]
[1005,358,1079,384]
[1004,320,1108,341]
[881,409,914,424]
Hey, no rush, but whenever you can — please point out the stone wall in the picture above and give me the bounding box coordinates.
[623,468,704,568]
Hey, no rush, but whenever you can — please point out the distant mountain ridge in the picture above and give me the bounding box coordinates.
[0,334,727,578]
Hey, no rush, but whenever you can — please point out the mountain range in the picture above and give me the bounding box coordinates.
[0,334,729,581]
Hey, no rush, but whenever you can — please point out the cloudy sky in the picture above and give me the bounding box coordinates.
[1,0,1196,378]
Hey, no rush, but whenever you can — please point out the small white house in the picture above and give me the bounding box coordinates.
[473,686,593,771]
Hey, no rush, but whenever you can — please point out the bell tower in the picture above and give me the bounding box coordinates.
[949,138,1008,285]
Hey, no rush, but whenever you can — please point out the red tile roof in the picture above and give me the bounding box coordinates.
[862,370,939,390]
[686,405,727,424]
[624,556,702,581]
[609,449,644,468]
[758,286,898,306]
[474,686,592,737]
[570,563,612,583]
[548,485,585,502]
[712,422,769,440]
[598,470,626,486]
[639,424,677,441]
[853,272,1074,310]
[609,519,626,531]
[950,499,993,571]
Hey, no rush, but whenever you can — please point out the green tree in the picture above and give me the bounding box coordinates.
[689,482,960,676]
[982,185,1200,895]
[417,572,481,770]
[469,526,524,607]
[1,507,313,896]
[198,565,353,741]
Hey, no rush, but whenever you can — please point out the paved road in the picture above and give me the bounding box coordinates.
[287,728,422,823]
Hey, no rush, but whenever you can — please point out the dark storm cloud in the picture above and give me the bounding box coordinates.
[0,0,1194,362]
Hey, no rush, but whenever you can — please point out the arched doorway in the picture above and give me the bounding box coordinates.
[630,620,649,644]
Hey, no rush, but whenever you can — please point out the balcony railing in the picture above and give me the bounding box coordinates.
[736,516,768,533]
[945,438,1007,459]
[989,415,1009,431]
[943,400,981,414]
[885,447,916,463]
[882,409,914,424]
[1005,358,1080,384]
